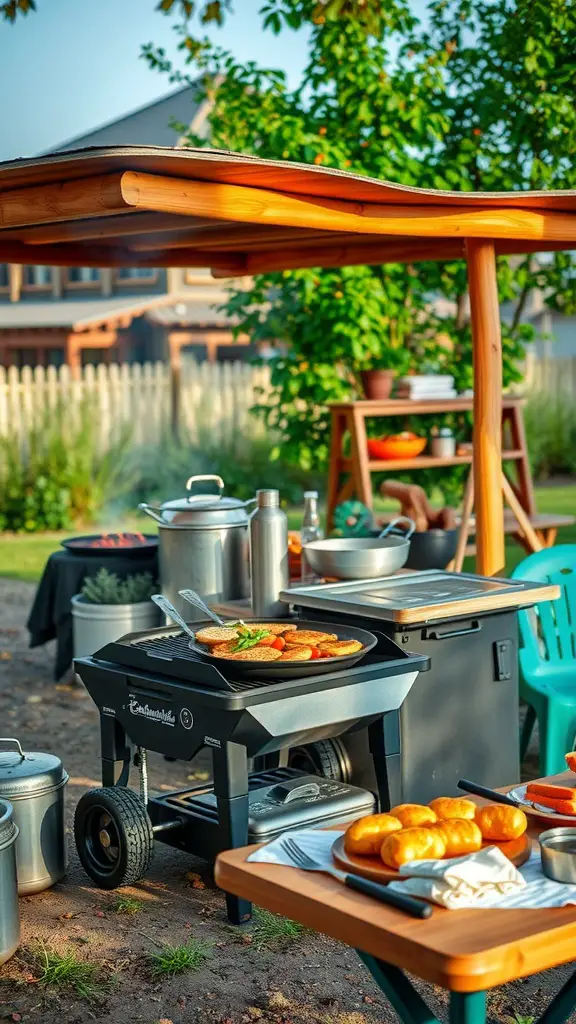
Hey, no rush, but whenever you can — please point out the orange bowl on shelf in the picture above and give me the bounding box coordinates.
[367,435,427,460]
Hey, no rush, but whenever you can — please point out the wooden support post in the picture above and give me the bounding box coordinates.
[466,239,505,576]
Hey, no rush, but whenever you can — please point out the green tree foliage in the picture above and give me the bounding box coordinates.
[143,0,576,489]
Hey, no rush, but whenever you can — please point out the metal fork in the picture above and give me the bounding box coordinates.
[280,836,432,919]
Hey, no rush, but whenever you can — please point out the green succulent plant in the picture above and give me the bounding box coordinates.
[80,569,157,605]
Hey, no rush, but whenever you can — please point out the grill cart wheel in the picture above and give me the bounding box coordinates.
[288,738,352,783]
[74,787,154,889]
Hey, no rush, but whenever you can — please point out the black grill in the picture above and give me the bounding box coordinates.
[127,632,277,691]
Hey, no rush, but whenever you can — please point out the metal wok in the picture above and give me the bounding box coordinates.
[304,517,415,580]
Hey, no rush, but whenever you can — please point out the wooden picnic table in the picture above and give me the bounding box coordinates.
[216,772,576,1024]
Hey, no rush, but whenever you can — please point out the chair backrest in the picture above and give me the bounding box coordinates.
[511,546,576,668]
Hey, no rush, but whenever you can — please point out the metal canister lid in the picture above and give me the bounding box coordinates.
[0,798,18,851]
[0,739,68,799]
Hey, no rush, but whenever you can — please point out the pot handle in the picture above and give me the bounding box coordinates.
[379,516,416,540]
[138,502,165,525]
[185,474,225,503]
[0,738,25,761]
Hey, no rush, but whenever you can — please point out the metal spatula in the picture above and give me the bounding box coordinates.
[178,588,246,629]
[151,593,204,652]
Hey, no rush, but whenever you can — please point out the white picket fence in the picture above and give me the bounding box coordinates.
[0,361,272,449]
[522,352,576,397]
[1,354,574,453]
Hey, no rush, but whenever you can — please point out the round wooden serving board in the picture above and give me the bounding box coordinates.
[332,832,531,884]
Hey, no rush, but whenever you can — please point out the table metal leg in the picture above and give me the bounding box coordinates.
[536,968,576,1024]
[449,992,486,1024]
[357,953,440,1024]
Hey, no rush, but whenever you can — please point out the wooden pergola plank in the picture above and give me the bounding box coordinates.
[8,213,217,245]
[0,174,131,228]
[0,239,245,272]
[119,171,576,243]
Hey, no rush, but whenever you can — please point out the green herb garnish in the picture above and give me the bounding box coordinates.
[232,626,271,652]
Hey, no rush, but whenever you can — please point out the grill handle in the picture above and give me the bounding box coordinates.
[424,621,481,641]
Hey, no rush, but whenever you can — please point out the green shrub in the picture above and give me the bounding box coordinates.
[130,426,322,506]
[524,392,576,480]
[81,568,156,605]
[0,403,134,533]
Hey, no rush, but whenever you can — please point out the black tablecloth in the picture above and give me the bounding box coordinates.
[27,548,159,680]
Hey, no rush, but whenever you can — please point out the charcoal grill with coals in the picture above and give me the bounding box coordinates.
[73,619,429,923]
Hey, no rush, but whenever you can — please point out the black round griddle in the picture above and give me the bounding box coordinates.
[189,619,378,680]
[61,534,158,557]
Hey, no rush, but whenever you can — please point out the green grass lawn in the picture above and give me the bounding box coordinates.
[0,484,574,584]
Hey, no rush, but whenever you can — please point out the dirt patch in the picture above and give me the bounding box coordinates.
[0,579,573,1024]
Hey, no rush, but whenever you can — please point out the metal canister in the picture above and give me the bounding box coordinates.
[0,799,20,965]
[0,739,68,894]
[249,489,289,617]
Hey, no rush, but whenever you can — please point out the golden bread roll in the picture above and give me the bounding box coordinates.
[381,827,446,869]
[344,813,403,857]
[474,805,527,841]
[389,803,438,828]
[317,640,363,657]
[196,626,240,646]
[429,797,477,821]
[212,645,282,662]
[433,818,483,858]
[278,647,313,661]
[285,630,338,645]
[252,623,297,635]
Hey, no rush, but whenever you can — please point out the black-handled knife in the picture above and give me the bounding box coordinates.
[344,873,432,918]
[458,778,519,808]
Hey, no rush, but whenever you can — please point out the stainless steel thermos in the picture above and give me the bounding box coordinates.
[0,738,68,894]
[0,798,20,965]
[249,489,289,617]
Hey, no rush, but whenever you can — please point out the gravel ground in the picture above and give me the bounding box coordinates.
[0,578,574,1024]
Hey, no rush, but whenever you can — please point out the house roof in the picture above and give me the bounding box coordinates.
[0,144,575,276]
[145,299,231,327]
[0,294,171,331]
[41,86,205,154]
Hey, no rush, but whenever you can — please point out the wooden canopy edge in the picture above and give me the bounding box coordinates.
[2,144,576,212]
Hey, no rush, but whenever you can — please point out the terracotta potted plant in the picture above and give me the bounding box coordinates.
[359,351,410,400]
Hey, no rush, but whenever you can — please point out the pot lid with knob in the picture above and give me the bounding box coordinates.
[139,475,254,529]
[0,738,68,799]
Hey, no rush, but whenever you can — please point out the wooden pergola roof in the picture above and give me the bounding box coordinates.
[2,143,574,577]
[0,145,575,275]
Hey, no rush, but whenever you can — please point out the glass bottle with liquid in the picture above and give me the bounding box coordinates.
[301,490,323,581]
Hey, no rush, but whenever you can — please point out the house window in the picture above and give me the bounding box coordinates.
[116,267,158,285]
[23,265,52,290]
[0,265,8,290]
[66,267,101,287]
[47,348,65,368]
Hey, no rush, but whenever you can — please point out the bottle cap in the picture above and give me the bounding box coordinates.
[304,491,318,499]
[256,489,280,508]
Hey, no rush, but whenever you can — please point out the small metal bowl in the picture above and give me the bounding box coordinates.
[539,827,576,883]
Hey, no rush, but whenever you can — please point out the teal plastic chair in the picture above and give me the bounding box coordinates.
[511,546,576,776]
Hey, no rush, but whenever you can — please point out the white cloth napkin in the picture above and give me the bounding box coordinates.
[247,830,576,910]
[387,847,525,908]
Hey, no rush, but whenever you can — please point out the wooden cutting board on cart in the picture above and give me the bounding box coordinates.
[331,832,531,883]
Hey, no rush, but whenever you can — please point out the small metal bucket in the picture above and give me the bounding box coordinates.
[0,798,20,965]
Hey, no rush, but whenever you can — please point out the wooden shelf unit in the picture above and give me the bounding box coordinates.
[326,395,535,530]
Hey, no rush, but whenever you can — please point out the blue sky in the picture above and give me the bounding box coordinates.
[0,0,427,162]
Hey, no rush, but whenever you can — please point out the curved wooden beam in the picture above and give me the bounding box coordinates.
[120,171,576,242]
